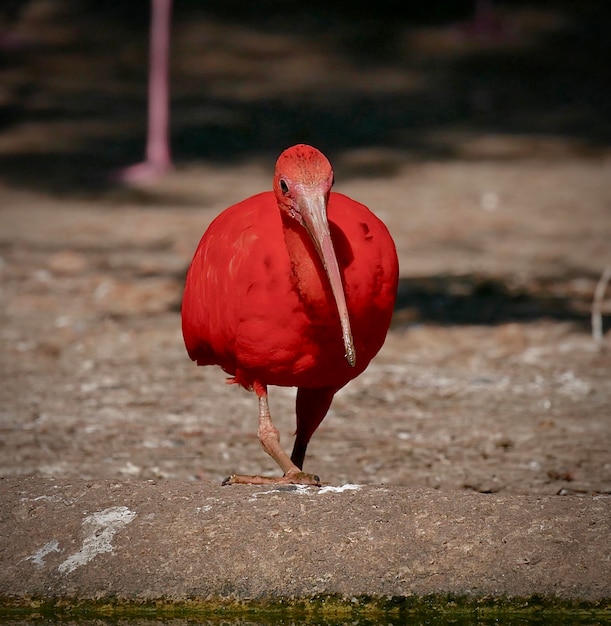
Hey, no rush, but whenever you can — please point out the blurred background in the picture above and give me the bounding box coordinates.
[0,0,609,190]
[1,0,610,492]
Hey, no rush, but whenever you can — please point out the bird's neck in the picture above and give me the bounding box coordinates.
[280,213,330,301]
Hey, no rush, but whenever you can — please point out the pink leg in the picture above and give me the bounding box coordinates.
[223,383,322,486]
[0,3,32,51]
[457,1,508,41]
[115,0,173,183]
[0,31,29,50]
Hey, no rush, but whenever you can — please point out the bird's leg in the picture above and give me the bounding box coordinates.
[222,385,321,486]
[114,0,173,184]
[258,392,295,473]
[291,386,336,470]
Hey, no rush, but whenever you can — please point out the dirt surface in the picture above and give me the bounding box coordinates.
[1,3,611,496]
[1,477,610,605]
[1,160,611,496]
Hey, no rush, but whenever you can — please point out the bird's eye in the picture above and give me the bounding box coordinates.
[280,179,289,195]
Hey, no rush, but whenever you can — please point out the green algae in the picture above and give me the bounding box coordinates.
[1,595,610,625]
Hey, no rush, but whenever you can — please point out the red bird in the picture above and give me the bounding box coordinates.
[182,144,398,485]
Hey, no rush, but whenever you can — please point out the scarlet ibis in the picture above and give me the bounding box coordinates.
[117,0,173,182]
[182,144,398,485]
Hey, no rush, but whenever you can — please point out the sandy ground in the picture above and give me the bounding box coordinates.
[1,478,609,605]
[1,1,610,496]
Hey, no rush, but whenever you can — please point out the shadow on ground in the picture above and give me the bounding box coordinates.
[394,273,608,330]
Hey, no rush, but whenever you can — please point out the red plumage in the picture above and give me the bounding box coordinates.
[182,144,398,485]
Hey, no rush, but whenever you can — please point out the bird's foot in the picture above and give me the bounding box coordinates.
[222,471,321,487]
[113,160,172,185]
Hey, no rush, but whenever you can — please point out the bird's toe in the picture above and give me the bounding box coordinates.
[284,470,321,486]
[221,472,321,486]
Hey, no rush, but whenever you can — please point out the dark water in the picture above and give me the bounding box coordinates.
[1,615,610,626]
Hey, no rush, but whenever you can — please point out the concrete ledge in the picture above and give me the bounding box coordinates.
[1,477,609,614]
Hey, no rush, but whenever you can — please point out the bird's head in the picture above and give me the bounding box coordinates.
[273,144,355,368]
[273,144,334,220]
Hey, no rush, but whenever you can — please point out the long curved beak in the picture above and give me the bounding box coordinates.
[298,193,356,367]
